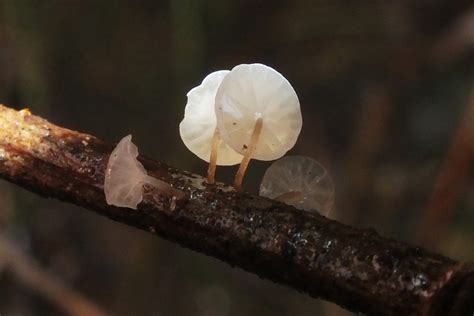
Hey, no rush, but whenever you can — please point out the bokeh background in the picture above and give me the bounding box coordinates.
[1,1,474,315]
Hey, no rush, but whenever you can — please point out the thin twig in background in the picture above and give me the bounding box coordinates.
[419,89,474,249]
[0,236,108,316]
[0,104,472,316]
[341,86,395,224]
[432,8,474,65]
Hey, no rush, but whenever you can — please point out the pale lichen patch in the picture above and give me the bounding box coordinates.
[0,106,52,157]
[19,108,32,117]
[372,255,382,273]
[170,172,234,193]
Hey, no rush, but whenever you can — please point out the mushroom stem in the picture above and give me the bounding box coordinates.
[144,175,185,199]
[275,191,303,203]
[234,117,263,191]
[207,128,220,184]
[324,201,335,217]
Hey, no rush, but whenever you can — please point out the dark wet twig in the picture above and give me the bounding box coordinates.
[0,105,472,316]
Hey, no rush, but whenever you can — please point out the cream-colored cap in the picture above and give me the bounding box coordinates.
[215,64,302,161]
[179,70,243,165]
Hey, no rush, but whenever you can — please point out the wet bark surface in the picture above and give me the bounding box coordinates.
[0,105,472,315]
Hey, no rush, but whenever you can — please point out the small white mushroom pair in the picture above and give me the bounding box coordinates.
[259,155,335,216]
[179,63,302,190]
[103,64,333,213]
[104,135,184,209]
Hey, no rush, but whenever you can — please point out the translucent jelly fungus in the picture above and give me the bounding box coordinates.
[104,135,183,209]
[259,156,335,215]
[215,63,302,190]
[179,70,242,184]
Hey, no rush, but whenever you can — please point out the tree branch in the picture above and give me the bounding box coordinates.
[0,105,472,316]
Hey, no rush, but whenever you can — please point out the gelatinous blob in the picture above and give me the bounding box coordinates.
[104,135,183,209]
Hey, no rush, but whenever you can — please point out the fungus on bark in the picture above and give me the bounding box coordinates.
[259,155,335,215]
[215,63,302,190]
[179,70,242,184]
[104,135,184,209]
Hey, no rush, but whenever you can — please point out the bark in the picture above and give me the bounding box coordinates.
[0,105,472,316]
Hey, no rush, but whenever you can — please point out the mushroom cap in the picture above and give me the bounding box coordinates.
[259,156,334,214]
[215,63,302,161]
[104,135,147,209]
[179,70,243,166]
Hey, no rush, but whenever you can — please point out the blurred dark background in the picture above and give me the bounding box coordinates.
[1,1,474,315]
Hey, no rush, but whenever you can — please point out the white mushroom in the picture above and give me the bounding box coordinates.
[259,156,335,215]
[179,70,242,184]
[104,135,183,209]
[215,63,302,190]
